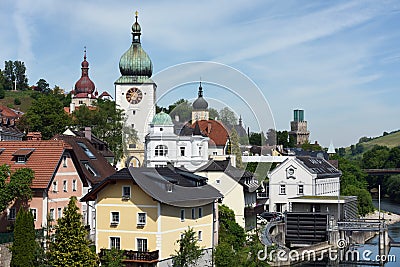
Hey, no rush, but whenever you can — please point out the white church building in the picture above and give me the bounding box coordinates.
[144,112,210,171]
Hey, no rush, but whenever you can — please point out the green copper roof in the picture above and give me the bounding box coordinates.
[152,112,173,125]
[119,43,152,78]
[116,13,153,85]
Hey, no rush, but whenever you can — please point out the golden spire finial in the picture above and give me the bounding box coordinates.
[135,10,138,17]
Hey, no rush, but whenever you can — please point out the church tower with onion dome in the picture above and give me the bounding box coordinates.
[115,11,156,167]
[192,82,209,122]
[70,48,98,111]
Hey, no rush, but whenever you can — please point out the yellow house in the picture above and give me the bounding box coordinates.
[81,166,222,267]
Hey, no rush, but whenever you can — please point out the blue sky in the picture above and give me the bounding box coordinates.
[1,0,399,147]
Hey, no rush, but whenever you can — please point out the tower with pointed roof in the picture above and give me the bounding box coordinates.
[71,48,98,110]
[192,82,209,122]
[115,12,156,167]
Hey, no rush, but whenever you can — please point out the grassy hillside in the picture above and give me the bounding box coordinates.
[0,90,35,113]
[344,130,400,160]
[362,131,400,149]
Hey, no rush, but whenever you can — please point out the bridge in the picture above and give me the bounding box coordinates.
[363,168,400,175]
[337,219,386,232]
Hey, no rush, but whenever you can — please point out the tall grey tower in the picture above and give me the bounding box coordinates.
[289,109,310,145]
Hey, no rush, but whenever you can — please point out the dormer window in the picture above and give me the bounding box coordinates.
[13,148,34,163]
[17,156,26,163]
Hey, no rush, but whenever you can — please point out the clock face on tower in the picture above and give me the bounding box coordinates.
[126,87,143,104]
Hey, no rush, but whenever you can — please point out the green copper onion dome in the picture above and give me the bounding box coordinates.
[117,11,153,83]
[151,111,173,125]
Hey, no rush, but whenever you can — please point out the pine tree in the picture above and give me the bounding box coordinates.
[10,209,36,267]
[48,196,98,266]
[172,227,203,267]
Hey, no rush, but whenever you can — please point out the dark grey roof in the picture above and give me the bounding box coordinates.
[129,167,222,207]
[296,156,341,178]
[81,166,222,207]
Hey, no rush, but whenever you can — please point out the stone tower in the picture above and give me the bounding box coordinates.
[289,109,310,145]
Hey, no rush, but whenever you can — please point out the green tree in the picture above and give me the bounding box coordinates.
[14,98,21,105]
[48,196,98,267]
[0,165,34,212]
[383,175,400,202]
[276,130,295,147]
[230,129,243,168]
[208,108,219,120]
[73,99,136,164]
[100,248,126,267]
[36,79,50,93]
[362,145,390,169]
[218,205,245,251]
[301,140,322,151]
[219,107,237,128]
[13,61,29,90]
[249,132,262,146]
[3,60,15,90]
[10,209,36,267]
[0,83,5,99]
[18,94,71,140]
[169,99,193,122]
[335,156,374,215]
[214,242,236,267]
[172,227,202,267]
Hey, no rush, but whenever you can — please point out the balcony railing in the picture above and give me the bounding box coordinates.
[99,249,159,263]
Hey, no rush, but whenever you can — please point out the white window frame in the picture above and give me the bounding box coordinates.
[122,186,131,199]
[137,212,147,226]
[63,180,67,192]
[30,208,37,221]
[16,156,26,163]
[198,231,202,241]
[155,145,168,156]
[111,211,120,225]
[180,147,185,156]
[49,208,55,220]
[63,155,67,167]
[72,179,77,191]
[137,238,148,252]
[279,184,286,195]
[298,184,304,195]
[52,181,58,193]
[57,207,62,219]
[110,237,121,250]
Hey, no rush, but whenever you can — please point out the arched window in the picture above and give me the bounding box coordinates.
[155,145,168,156]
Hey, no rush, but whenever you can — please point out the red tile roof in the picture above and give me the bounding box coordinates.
[0,140,71,189]
[0,105,21,119]
[194,120,229,146]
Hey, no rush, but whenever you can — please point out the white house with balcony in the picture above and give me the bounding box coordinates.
[144,112,210,171]
[268,156,341,213]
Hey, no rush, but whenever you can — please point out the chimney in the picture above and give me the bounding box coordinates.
[84,127,91,141]
[27,132,42,140]
[208,122,212,134]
